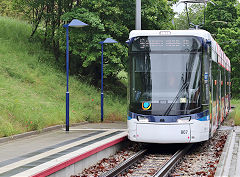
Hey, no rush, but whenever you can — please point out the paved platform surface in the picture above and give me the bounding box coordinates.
[215,126,240,177]
[0,122,127,177]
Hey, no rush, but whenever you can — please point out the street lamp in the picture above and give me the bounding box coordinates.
[63,19,88,131]
[99,38,118,122]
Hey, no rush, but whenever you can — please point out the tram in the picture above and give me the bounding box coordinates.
[127,30,231,143]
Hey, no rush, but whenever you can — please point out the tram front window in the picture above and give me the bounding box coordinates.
[129,36,202,115]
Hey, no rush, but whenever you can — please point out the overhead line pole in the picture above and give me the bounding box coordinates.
[136,0,141,30]
[185,3,190,29]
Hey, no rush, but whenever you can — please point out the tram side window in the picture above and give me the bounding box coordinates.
[227,72,231,96]
[212,62,218,103]
[221,67,225,99]
[203,48,210,104]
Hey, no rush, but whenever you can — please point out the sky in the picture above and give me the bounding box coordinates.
[173,0,240,15]
[173,2,185,14]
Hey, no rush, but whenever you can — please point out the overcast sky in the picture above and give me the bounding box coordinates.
[173,3,185,14]
[173,0,240,15]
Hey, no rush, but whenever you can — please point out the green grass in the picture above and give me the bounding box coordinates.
[0,16,127,137]
[230,99,240,125]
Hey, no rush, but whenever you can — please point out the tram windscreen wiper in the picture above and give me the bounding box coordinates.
[163,81,189,116]
[163,51,197,116]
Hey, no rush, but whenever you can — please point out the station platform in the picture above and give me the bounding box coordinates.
[0,122,127,177]
[215,126,240,177]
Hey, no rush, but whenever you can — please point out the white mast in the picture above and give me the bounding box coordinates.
[136,0,141,30]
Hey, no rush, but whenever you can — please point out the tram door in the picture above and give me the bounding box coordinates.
[209,61,213,137]
[218,66,221,127]
[221,68,225,121]
[223,69,227,119]
[211,62,218,133]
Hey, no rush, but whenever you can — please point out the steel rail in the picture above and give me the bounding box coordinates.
[100,149,148,177]
[153,144,193,177]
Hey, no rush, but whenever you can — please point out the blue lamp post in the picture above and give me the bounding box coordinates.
[63,19,88,131]
[99,38,118,122]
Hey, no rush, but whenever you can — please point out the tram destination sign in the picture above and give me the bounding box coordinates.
[132,36,201,52]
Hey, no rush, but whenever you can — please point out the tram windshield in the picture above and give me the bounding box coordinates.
[129,36,202,115]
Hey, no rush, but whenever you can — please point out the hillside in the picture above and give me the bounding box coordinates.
[0,16,126,137]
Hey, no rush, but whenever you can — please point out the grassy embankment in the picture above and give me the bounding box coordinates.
[0,16,127,137]
[228,99,240,125]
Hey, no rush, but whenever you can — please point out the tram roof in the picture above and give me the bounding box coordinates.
[129,30,231,72]
[129,29,213,40]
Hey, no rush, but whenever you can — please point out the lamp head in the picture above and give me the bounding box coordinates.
[69,19,88,28]
[99,38,118,44]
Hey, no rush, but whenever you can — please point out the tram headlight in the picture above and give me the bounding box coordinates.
[137,116,149,122]
[177,117,191,123]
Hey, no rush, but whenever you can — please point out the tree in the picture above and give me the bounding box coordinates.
[204,0,240,98]
[12,0,75,61]
[204,0,238,34]
[0,0,23,17]
[60,0,175,84]
[174,4,204,30]
[4,0,175,85]
[216,28,240,98]
[174,0,240,98]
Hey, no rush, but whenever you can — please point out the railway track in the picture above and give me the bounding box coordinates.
[100,144,192,177]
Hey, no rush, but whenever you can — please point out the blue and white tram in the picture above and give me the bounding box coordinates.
[127,30,231,143]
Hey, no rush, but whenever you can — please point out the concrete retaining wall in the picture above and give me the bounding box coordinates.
[48,140,128,177]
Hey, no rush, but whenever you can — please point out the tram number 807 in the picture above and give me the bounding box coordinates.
[181,130,188,134]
